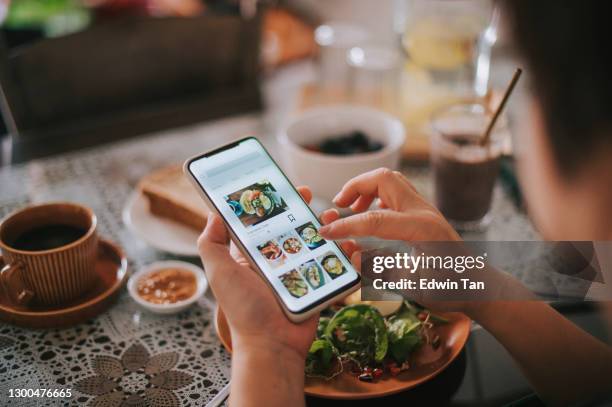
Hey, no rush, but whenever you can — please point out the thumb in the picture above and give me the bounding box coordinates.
[198,214,238,287]
[199,213,229,246]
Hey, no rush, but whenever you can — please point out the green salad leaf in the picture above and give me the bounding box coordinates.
[324,304,388,364]
[386,302,423,362]
[305,339,336,376]
[317,316,330,337]
[387,319,422,362]
[393,301,421,321]
[306,302,438,378]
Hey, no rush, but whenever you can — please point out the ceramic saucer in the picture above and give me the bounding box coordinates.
[0,239,128,329]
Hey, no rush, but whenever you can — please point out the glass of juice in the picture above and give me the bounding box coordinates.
[396,0,497,143]
[430,102,508,231]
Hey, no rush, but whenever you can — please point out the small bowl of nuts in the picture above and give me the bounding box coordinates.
[128,260,207,314]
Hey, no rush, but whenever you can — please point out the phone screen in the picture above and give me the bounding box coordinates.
[187,137,360,313]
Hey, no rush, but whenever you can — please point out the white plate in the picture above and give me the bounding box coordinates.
[123,191,200,257]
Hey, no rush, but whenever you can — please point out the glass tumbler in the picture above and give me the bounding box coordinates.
[315,22,369,94]
[430,102,508,231]
[347,45,401,113]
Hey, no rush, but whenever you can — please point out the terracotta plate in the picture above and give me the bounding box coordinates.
[0,239,128,329]
[215,307,470,399]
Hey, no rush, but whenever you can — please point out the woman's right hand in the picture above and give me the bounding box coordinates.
[318,168,477,314]
[319,168,461,242]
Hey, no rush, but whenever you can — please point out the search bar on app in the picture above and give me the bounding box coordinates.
[206,152,265,178]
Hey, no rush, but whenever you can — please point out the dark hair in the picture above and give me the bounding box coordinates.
[501,0,612,174]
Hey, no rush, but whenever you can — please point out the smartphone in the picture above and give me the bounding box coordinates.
[184,137,360,322]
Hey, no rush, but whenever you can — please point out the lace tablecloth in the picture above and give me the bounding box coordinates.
[0,114,538,406]
[0,116,265,406]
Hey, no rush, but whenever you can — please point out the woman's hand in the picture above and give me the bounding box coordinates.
[198,186,309,358]
[198,186,358,407]
[319,168,460,242]
[316,169,612,406]
[317,169,527,317]
[198,186,359,359]
[318,168,473,314]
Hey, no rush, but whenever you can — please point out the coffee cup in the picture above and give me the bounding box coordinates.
[0,202,98,307]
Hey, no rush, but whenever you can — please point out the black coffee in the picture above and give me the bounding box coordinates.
[11,224,86,251]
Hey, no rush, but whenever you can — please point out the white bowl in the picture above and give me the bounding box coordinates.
[128,260,208,314]
[278,105,406,202]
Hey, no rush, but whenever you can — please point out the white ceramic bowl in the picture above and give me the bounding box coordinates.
[128,260,207,314]
[278,105,406,202]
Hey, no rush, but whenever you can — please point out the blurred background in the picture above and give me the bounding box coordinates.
[0,0,517,165]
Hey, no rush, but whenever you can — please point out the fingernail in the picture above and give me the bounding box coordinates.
[319,225,330,235]
[332,193,341,204]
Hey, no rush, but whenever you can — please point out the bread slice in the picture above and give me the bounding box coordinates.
[139,165,208,230]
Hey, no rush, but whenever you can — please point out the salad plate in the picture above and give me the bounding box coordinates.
[215,303,470,399]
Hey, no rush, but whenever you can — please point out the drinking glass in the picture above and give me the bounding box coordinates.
[347,45,401,113]
[430,102,508,231]
[397,0,497,139]
[315,22,369,96]
[402,0,494,90]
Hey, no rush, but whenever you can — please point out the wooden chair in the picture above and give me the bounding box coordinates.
[0,14,262,164]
